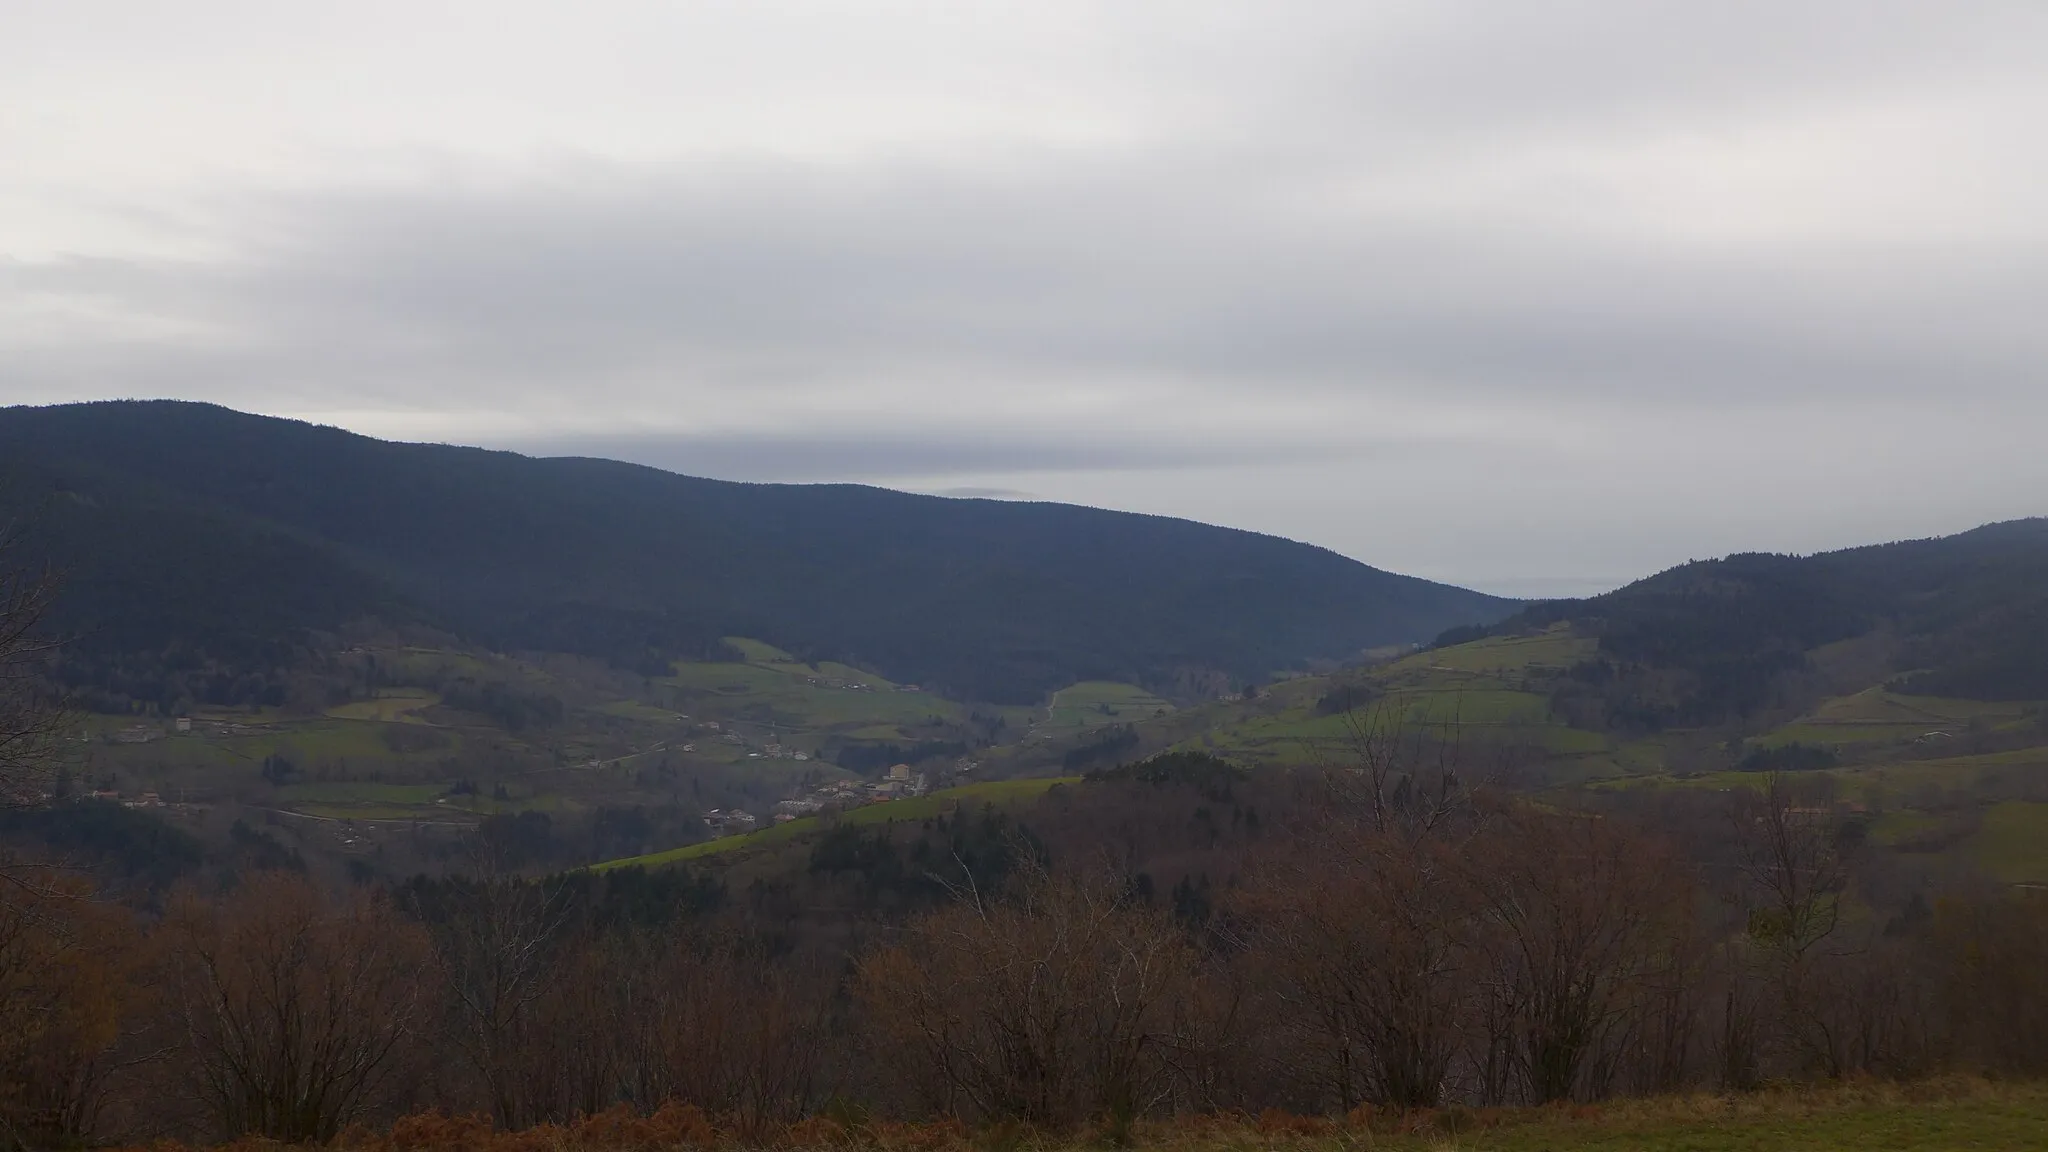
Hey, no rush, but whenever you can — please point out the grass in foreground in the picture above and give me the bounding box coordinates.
[1342,1076,2048,1150]
[119,1077,2048,1152]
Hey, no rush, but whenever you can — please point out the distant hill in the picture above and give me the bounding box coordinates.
[1457,519,2048,728]
[0,401,1513,703]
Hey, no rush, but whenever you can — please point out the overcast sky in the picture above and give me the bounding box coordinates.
[5,2,2046,596]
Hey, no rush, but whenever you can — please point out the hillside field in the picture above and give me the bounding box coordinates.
[66,637,1087,878]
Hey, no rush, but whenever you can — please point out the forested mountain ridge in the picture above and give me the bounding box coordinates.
[1455,517,2048,728]
[0,401,1513,703]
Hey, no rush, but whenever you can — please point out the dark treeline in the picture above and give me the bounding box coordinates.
[6,741,2048,1149]
[1,401,1511,704]
[1060,725,1139,771]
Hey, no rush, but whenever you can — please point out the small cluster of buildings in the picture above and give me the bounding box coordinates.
[100,716,257,744]
[745,741,810,762]
[707,762,941,836]
[701,808,758,835]
[802,676,876,691]
[86,787,202,813]
[770,762,932,822]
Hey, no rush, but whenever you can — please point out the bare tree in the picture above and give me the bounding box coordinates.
[1933,890,2048,1075]
[1731,773,1851,1076]
[1228,699,1494,1110]
[0,519,94,1146]
[1234,816,1477,1110]
[1469,810,1692,1103]
[161,873,435,1142]
[624,929,837,1138]
[856,859,1200,1129]
[0,519,62,809]
[0,869,147,1148]
[1733,774,1845,965]
[420,851,569,1128]
[1320,696,1476,840]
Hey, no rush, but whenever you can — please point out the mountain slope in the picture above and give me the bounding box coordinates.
[1466,519,2048,728]
[0,401,1513,702]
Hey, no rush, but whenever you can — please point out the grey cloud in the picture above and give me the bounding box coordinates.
[11,155,2042,416]
[5,1,2047,590]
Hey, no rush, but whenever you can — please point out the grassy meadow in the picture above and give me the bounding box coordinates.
[1157,627,1621,770]
[80,636,1029,825]
[114,1079,2048,1152]
[1040,681,1177,734]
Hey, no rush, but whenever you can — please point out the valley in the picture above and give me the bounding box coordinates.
[8,401,2048,1146]
[59,574,2048,893]
[56,633,1118,881]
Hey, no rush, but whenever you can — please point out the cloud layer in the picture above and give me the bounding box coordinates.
[5,2,2047,594]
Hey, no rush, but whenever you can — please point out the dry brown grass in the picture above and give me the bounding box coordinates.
[110,1076,2048,1152]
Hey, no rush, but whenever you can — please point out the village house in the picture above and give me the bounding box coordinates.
[701,808,758,835]
[773,797,825,824]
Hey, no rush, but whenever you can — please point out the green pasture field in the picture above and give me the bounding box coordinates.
[1869,809,1949,846]
[810,660,894,686]
[443,792,567,815]
[1601,735,1679,775]
[718,638,905,686]
[722,637,799,664]
[1391,687,1554,726]
[1791,750,2048,804]
[326,689,440,724]
[1761,723,1946,748]
[665,661,792,696]
[186,707,297,726]
[590,777,1076,872]
[1278,632,1607,749]
[1384,626,1594,676]
[278,782,447,805]
[1759,690,2040,751]
[593,699,687,723]
[293,803,463,822]
[1805,687,2035,725]
[282,719,426,758]
[1182,681,1608,772]
[286,788,566,823]
[1583,769,1769,796]
[662,656,967,731]
[271,765,559,812]
[380,647,512,684]
[1042,682,1175,732]
[1973,801,2048,884]
[94,718,463,779]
